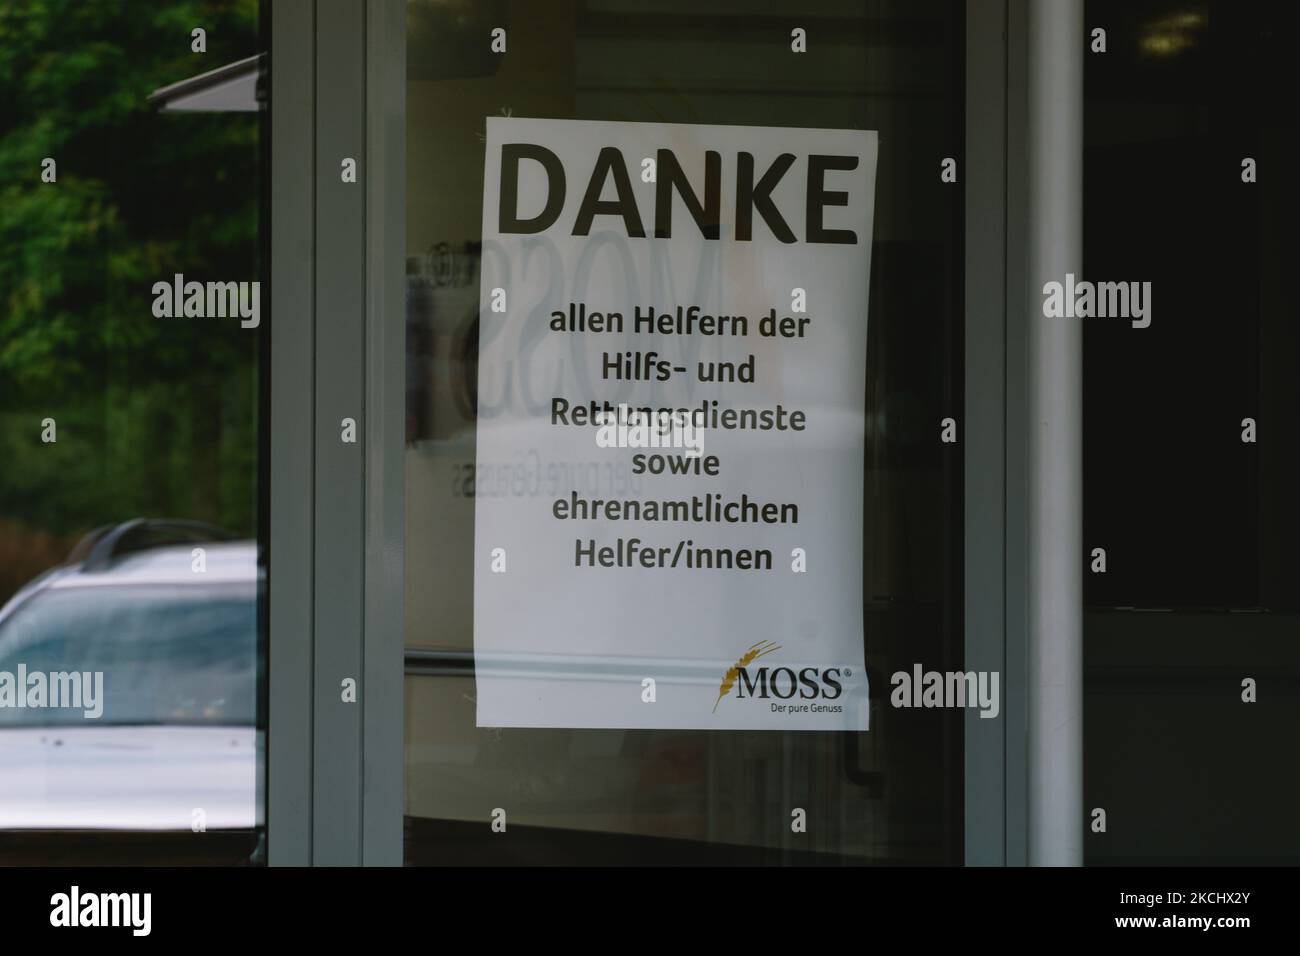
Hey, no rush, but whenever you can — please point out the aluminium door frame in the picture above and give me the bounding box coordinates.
[269,0,1022,867]
[967,0,1034,868]
[964,0,1009,867]
[267,0,313,867]
[268,0,405,867]
[965,0,1031,866]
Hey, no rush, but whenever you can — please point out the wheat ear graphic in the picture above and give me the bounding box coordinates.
[713,640,782,712]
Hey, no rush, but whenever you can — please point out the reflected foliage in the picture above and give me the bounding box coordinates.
[0,0,260,600]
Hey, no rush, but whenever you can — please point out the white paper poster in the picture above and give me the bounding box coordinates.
[474,117,877,730]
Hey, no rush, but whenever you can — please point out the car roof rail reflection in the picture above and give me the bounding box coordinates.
[77,519,239,573]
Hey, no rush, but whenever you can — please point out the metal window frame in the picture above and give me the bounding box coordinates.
[964,0,1012,867]
[361,0,407,868]
[267,0,315,867]
[268,0,405,867]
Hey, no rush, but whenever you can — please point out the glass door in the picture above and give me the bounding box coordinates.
[402,0,966,865]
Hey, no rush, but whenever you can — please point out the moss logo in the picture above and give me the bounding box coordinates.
[713,641,846,714]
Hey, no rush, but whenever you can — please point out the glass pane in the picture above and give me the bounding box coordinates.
[0,0,266,865]
[404,0,964,864]
[1083,0,1300,863]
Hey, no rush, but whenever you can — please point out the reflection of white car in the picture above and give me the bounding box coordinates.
[0,521,261,831]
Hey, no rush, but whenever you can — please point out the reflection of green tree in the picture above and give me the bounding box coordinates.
[0,0,259,597]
